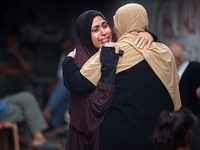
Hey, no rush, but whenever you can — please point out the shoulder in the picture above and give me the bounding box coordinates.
[150,42,174,58]
[152,42,171,52]
[189,61,200,67]
[187,61,200,71]
[183,61,200,79]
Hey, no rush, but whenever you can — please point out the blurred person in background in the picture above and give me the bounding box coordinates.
[0,91,62,149]
[0,33,36,97]
[169,43,200,120]
[153,109,198,150]
[42,38,74,137]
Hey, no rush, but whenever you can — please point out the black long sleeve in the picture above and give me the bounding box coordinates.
[62,47,120,94]
[62,57,96,94]
[100,46,119,85]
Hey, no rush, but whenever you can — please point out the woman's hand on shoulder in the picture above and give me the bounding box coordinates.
[67,51,75,59]
[104,42,120,54]
[132,31,153,49]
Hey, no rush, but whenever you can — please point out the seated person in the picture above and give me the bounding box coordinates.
[0,91,62,149]
[42,39,74,136]
[0,34,36,96]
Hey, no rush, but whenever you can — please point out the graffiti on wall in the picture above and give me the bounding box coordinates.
[156,0,200,61]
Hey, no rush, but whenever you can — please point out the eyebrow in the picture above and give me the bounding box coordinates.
[92,21,107,29]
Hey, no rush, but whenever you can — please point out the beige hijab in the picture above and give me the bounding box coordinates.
[80,3,181,110]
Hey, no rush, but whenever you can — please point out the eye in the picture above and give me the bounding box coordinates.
[92,28,99,32]
[102,23,108,29]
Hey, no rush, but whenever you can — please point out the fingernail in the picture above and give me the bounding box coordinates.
[137,45,139,47]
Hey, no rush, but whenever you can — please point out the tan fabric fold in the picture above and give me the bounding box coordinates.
[80,3,181,110]
[113,3,148,36]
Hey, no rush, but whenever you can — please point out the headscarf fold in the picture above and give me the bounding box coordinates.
[113,3,148,35]
[81,3,181,110]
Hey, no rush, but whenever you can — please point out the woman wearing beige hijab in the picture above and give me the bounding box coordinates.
[80,3,181,150]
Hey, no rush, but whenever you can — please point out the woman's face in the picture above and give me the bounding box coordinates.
[91,15,112,49]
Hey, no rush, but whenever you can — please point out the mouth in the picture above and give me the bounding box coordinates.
[99,37,110,43]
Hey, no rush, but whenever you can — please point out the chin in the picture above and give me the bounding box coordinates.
[101,44,107,48]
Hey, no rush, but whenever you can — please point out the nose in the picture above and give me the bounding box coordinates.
[100,27,106,35]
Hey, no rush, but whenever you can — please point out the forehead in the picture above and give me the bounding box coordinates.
[92,15,106,27]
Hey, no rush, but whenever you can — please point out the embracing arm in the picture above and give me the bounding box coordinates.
[62,57,96,94]
[146,30,158,42]
[133,30,158,49]
[99,44,120,85]
[62,44,120,94]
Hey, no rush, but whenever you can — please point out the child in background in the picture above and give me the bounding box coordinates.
[153,109,198,150]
